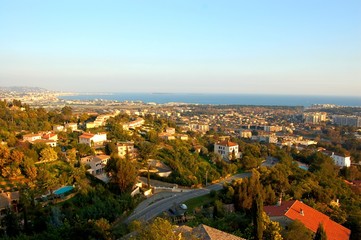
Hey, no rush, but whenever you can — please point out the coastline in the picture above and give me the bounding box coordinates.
[57,92,361,107]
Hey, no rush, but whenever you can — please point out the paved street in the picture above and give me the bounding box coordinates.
[124,172,251,223]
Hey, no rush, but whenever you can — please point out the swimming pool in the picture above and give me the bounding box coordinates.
[54,186,74,195]
[299,165,309,171]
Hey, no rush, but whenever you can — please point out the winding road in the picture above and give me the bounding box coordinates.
[124,172,251,223]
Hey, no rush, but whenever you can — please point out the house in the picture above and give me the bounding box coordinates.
[87,111,120,129]
[81,155,110,175]
[42,133,58,141]
[189,123,210,133]
[33,139,57,147]
[65,123,78,131]
[117,141,135,159]
[146,159,172,177]
[331,152,351,168]
[177,224,245,240]
[0,191,19,220]
[264,200,351,240]
[214,140,240,160]
[177,134,189,141]
[79,132,107,146]
[53,125,64,132]
[128,118,145,129]
[240,129,252,138]
[121,117,145,130]
[23,133,42,142]
[158,132,176,141]
[165,127,176,135]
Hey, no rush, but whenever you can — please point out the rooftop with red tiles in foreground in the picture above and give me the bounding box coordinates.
[264,200,351,240]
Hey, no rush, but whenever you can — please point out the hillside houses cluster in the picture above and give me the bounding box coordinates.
[158,127,189,141]
[86,111,120,129]
[22,132,58,147]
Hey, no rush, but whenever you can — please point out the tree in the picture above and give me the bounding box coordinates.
[138,141,156,162]
[134,217,183,240]
[138,141,156,188]
[76,143,95,157]
[213,200,224,219]
[36,167,57,194]
[40,147,57,162]
[104,142,117,155]
[1,209,20,237]
[23,157,37,186]
[94,218,111,240]
[314,223,327,240]
[106,157,138,193]
[282,220,313,240]
[252,171,263,240]
[66,148,77,166]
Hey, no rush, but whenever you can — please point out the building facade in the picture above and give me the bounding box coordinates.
[214,140,239,160]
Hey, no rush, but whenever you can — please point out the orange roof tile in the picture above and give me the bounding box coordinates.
[264,200,350,240]
[192,224,245,240]
[217,140,238,147]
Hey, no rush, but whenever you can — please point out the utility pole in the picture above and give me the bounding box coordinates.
[205,170,208,187]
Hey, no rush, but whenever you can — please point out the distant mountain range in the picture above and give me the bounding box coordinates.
[0,86,50,93]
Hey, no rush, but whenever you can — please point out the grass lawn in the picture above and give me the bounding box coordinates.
[183,194,214,212]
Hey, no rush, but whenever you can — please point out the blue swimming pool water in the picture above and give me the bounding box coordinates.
[54,186,74,195]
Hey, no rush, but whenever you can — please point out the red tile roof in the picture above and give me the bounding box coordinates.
[264,200,350,240]
[191,224,245,240]
[79,133,95,139]
[217,140,238,147]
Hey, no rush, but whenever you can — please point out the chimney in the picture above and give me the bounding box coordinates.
[300,209,304,216]
[277,197,282,206]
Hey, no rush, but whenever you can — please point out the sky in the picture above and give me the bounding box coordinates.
[0,0,360,95]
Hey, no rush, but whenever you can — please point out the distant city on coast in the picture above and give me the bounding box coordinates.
[59,92,361,107]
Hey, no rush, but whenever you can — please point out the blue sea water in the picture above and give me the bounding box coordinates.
[59,93,361,107]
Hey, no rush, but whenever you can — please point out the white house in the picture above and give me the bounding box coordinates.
[23,133,42,142]
[331,152,351,167]
[53,125,64,132]
[214,140,240,160]
[33,139,57,147]
[240,129,252,138]
[128,118,145,129]
[42,133,58,141]
[79,132,107,146]
[117,141,135,159]
[165,127,176,135]
[65,123,78,131]
[81,155,110,175]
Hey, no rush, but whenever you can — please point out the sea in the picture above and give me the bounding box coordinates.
[59,93,361,107]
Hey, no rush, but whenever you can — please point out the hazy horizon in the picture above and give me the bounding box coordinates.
[1,1,360,96]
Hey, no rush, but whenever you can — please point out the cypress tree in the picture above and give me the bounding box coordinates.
[314,223,327,240]
[252,171,264,240]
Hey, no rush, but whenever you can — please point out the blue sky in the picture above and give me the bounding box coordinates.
[0,0,360,95]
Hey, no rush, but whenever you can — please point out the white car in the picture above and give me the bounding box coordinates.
[179,203,188,210]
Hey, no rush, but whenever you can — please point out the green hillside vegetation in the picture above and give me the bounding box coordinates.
[0,100,361,239]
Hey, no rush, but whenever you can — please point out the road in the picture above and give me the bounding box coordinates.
[124,172,251,224]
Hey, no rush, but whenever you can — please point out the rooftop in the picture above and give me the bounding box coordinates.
[264,200,351,240]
